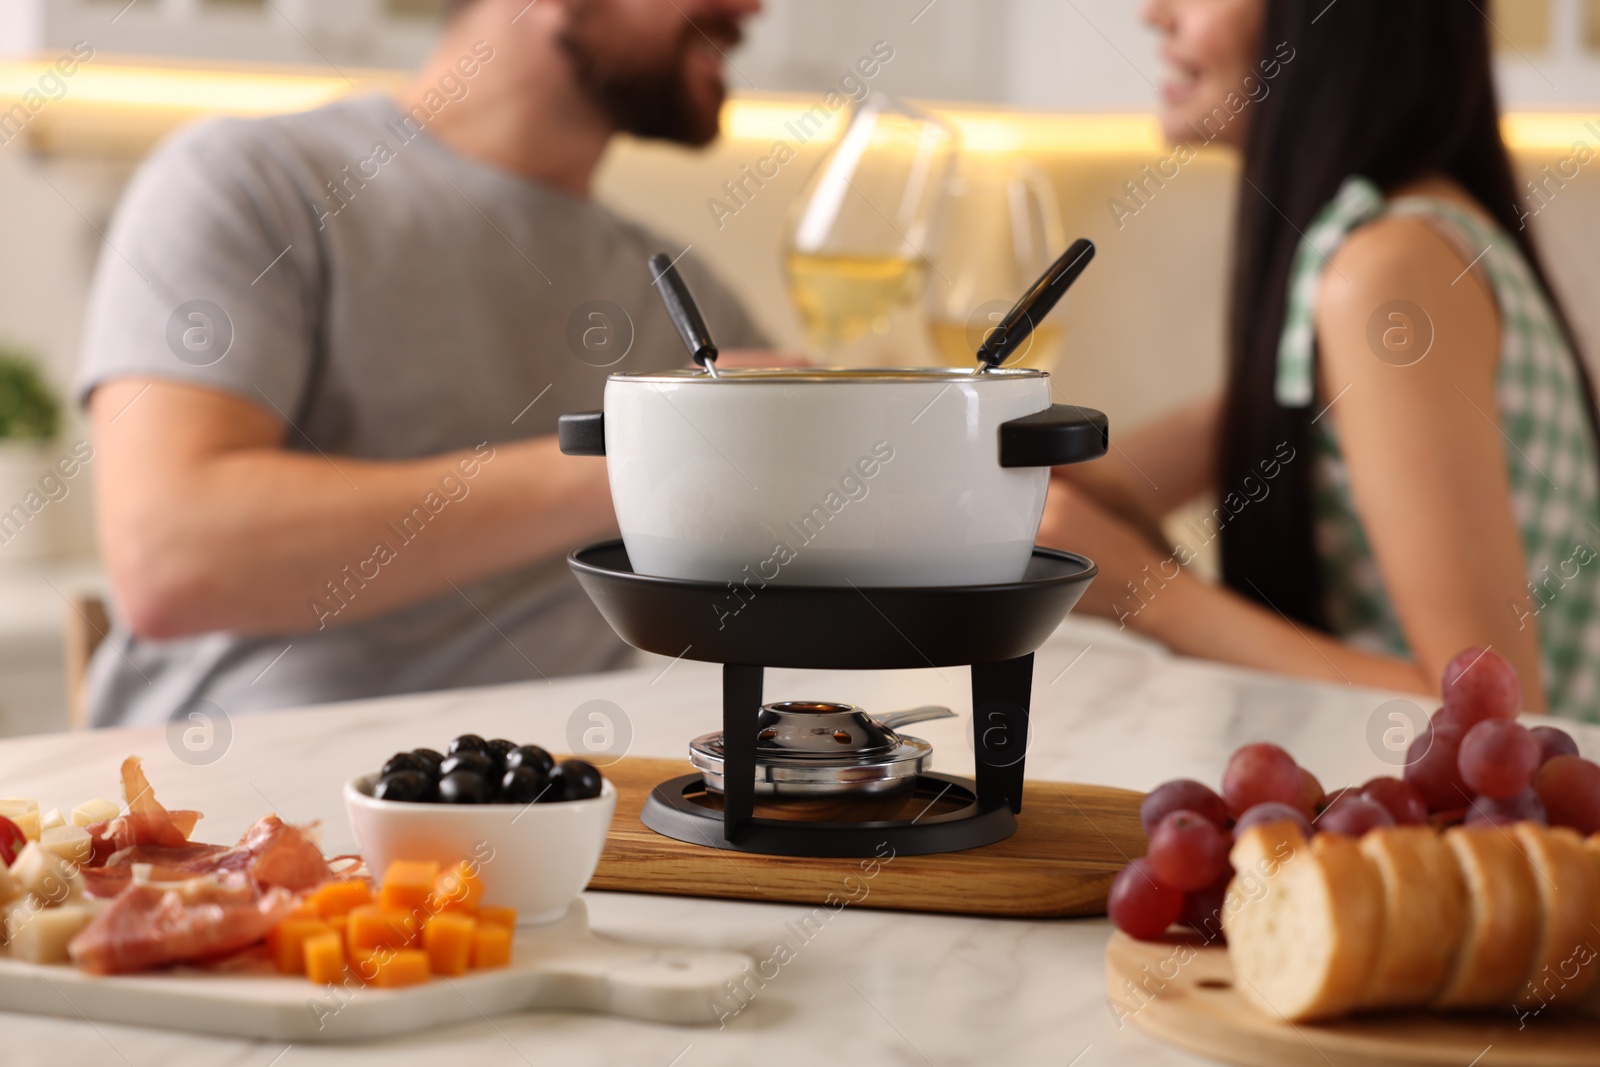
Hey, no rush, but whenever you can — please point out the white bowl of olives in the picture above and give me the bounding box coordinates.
[344,734,616,924]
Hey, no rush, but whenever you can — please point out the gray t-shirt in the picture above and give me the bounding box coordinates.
[76,94,763,729]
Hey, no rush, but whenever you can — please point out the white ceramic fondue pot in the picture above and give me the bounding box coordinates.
[559,367,1107,588]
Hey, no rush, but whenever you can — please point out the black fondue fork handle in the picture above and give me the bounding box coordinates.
[649,252,719,375]
[975,238,1095,373]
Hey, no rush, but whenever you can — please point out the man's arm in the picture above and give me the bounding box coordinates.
[92,379,615,639]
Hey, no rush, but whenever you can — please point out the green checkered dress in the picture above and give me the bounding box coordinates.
[1276,176,1600,722]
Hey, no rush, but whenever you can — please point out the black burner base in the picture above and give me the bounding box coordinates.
[640,772,1017,858]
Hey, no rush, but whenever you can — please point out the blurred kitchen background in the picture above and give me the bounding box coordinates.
[0,0,1596,735]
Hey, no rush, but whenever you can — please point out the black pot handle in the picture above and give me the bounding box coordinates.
[558,411,606,456]
[999,405,1108,468]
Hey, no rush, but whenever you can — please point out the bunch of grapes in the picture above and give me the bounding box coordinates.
[1107,646,1600,943]
[1405,647,1598,833]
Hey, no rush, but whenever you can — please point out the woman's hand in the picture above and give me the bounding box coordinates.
[1038,480,1184,630]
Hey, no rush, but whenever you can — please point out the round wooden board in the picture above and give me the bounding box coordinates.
[1105,932,1600,1067]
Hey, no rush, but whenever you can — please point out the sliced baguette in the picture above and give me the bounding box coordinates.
[1510,824,1600,1010]
[1433,826,1541,1010]
[1224,824,1383,1022]
[1357,826,1467,1009]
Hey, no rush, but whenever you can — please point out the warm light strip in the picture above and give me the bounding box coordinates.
[722,96,1164,155]
[0,58,1591,156]
[0,59,384,116]
[1502,112,1600,153]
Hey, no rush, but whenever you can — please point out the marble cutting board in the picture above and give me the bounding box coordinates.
[0,901,752,1041]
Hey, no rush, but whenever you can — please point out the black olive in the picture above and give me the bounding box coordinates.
[374,769,434,803]
[440,751,493,779]
[448,734,488,757]
[437,770,489,805]
[504,745,554,778]
[411,748,445,775]
[485,738,518,766]
[381,752,424,778]
[499,766,552,804]
[556,759,603,801]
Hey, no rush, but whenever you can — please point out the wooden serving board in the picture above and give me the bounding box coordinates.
[1106,932,1600,1067]
[588,757,1145,918]
[0,901,751,1041]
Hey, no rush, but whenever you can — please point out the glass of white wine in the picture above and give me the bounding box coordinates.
[782,96,958,361]
[925,162,1067,368]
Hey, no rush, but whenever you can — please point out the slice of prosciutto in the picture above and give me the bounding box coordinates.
[84,757,203,867]
[80,816,334,900]
[64,755,337,973]
[68,877,298,975]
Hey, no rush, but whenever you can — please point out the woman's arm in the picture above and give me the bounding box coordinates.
[1308,214,1545,709]
[1040,213,1546,708]
[1052,393,1221,544]
[1040,482,1433,693]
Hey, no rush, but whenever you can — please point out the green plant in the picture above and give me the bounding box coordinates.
[0,348,60,442]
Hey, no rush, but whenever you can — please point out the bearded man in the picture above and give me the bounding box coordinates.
[75,0,765,727]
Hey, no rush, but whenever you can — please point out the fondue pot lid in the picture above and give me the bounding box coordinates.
[609,366,1048,384]
[689,701,950,791]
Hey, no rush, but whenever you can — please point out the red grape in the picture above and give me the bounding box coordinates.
[1319,785,1355,812]
[1233,801,1313,840]
[1147,810,1230,891]
[1318,796,1396,837]
[1466,789,1547,826]
[1532,755,1600,834]
[1297,768,1326,817]
[1529,725,1580,765]
[1404,723,1470,812]
[0,816,23,867]
[1108,857,1185,940]
[1440,646,1521,727]
[1140,779,1230,835]
[1222,743,1302,817]
[1181,869,1233,944]
[1458,720,1540,800]
[1360,777,1428,826]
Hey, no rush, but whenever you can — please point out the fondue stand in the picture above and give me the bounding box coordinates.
[566,539,1097,858]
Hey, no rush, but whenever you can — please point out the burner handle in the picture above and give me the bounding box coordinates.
[998,405,1108,468]
[876,705,957,731]
[559,411,607,456]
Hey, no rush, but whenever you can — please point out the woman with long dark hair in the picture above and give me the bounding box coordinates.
[1041,0,1600,719]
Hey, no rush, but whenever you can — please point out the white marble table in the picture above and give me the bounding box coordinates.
[4,617,1594,1067]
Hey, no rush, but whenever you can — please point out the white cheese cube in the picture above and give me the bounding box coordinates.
[39,825,91,867]
[8,842,78,906]
[40,808,65,832]
[0,799,41,841]
[6,903,92,965]
[69,799,120,828]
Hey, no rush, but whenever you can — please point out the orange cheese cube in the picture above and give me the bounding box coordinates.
[349,948,381,983]
[269,917,332,975]
[347,905,419,952]
[471,923,512,970]
[476,906,517,930]
[379,860,440,913]
[422,912,476,977]
[303,931,345,985]
[432,861,485,913]
[310,879,373,918]
[370,948,431,988]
